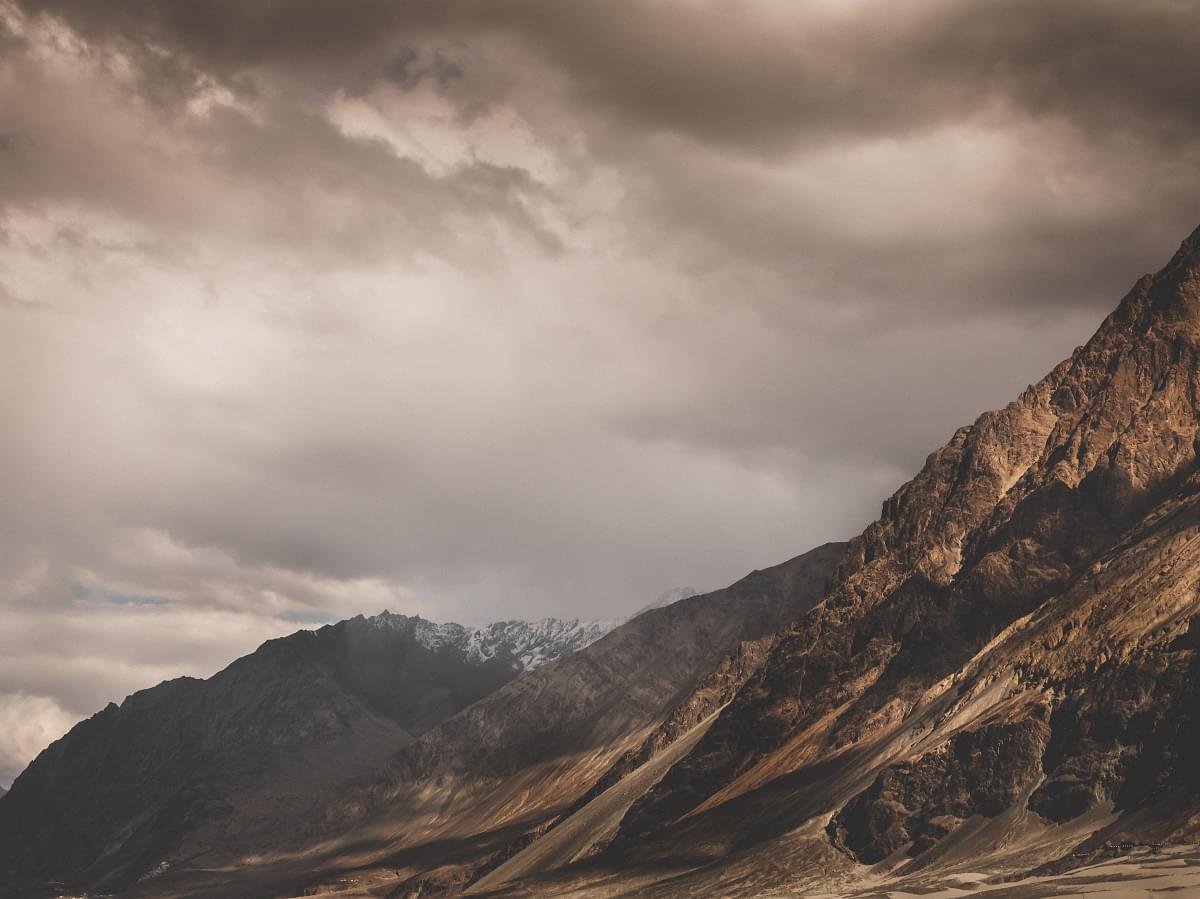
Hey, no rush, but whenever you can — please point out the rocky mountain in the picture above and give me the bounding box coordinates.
[0,611,617,896]
[12,224,1200,899]
[466,221,1200,897]
[20,542,844,898]
[367,612,621,673]
[245,221,1200,899]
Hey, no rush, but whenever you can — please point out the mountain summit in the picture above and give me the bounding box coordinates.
[368,611,621,671]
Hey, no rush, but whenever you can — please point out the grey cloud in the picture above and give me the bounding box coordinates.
[14,0,1200,152]
[0,27,561,273]
[382,46,464,91]
[11,0,1199,319]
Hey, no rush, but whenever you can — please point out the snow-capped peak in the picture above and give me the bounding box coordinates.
[365,611,621,671]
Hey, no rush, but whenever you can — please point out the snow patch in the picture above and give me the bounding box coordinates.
[367,611,621,670]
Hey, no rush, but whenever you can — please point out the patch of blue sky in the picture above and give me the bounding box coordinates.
[70,583,171,606]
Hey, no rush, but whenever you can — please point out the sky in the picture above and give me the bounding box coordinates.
[2,0,1200,785]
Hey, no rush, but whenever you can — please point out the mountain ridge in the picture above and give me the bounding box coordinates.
[360,611,622,671]
[118,541,848,898]
[0,609,620,895]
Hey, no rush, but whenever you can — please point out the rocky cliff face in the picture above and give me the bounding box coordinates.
[0,611,616,896]
[828,716,1052,863]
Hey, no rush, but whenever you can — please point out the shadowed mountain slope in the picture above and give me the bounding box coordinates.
[0,612,616,896]
[116,542,848,898]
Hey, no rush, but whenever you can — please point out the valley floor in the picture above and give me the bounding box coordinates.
[819,847,1200,899]
[285,846,1200,898]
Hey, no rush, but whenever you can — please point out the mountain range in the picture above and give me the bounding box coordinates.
[6,225,1200,896]
[0,613,621,895]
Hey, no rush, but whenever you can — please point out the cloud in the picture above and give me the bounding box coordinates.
[13,0,1200,151]
[1,0,1199,777]
[0,693,79,786]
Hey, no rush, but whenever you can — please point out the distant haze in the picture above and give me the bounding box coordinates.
[2,0,1200,785]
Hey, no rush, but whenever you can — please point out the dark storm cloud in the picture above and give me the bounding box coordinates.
[14,0,1200,150]
[381,46,464,91]
[24,0,1199,318]
[2,0,1199,785]
[9,0,1200,317]
[630,137,1200,319]
[0,48,559,267]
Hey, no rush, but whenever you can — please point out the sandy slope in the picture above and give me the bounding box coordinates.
[816,846,1200,899]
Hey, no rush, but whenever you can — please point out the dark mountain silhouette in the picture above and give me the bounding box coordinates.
[0,612,617,895]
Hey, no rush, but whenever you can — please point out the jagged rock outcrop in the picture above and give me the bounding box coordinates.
[828,716,1050,863]
[272,223,1200,899]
